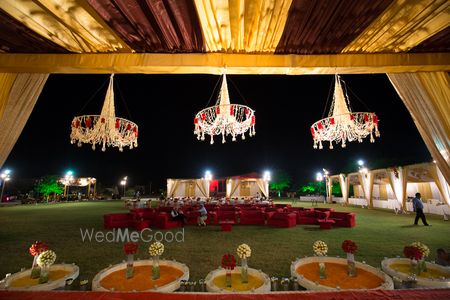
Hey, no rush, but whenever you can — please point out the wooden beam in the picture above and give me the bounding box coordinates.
[0,53,448,74]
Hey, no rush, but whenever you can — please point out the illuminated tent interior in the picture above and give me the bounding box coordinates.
[0,2,448,199]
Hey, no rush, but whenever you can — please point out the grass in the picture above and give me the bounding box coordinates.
[0,200,449,288]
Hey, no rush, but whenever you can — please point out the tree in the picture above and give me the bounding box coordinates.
[35,176,64,202]
[269,170,292,197]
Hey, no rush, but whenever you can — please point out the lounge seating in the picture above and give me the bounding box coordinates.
[154,212,182,229]
[240,209,265,225]
[329,211,356,227]
[267,212,297,228]
[104,213,135,229]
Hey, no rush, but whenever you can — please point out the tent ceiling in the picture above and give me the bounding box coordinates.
[0,0,448,66]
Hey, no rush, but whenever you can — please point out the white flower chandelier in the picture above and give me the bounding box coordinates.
[311,75,380,149]
[194,74,255,144]
[70,74,138,152]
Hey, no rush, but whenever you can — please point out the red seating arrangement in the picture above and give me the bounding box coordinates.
[267,212,297,228]
[103,204,356,230]
[240,209,265,225]
[104,213,135,229]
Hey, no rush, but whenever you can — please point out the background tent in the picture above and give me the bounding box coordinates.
[167,178,209,198]
[226,173,269,198]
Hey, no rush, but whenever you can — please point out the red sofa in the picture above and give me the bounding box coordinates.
[130,208,157,224]
[329,212,356,227]
[217,208,239,223]
[154,212,182,229]
[240,209,265,225]
[184,210,217,225]
[104,213,135,229]
[296,210,330,225]
[267,212,297,228]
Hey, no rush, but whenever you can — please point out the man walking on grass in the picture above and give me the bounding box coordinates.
[413,193,430,226]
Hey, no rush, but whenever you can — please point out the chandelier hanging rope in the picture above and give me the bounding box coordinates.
[310,75,380,149]
[194,74,255,144]
[70,74,138,152]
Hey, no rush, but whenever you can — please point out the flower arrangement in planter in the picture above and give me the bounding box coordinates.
[403,245,423,276]
[29,241,48,279]
[313,240,328,279]
[410,242,429,273]
[36,250,56,284]
[123,242,139,279]
[236,243,251,283]
[221,253,236,288]
[148,242,164,280]
[342,240,358,277]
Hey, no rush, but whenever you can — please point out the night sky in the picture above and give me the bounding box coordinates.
[5,74,431,190]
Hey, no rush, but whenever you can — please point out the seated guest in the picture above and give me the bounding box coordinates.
[436,248,450,266]
[197,203,208,226]
[170,204,185,225]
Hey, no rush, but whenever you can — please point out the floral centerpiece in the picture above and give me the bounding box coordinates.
[36,250,56,284]
[403,245,423,276]
[29,241,49,279]
[236,243,251,283]
[313,240,328,279]
[149,242,164,280]
[342,240,358,277]
[411,242,429,273]
[123,242,138,279]
[221,253,236,288]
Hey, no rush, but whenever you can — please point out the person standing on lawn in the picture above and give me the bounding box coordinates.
[413,193,430,226]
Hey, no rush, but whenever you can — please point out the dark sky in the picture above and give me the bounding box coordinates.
[5,73,431,190]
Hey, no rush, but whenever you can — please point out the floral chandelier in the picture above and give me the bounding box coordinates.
[311,75,380,149]
[194,74,255,144]
[70,74,138,152]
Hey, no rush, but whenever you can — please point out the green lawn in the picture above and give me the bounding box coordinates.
[0,200,449,288]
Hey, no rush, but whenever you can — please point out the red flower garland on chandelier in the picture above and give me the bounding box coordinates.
[29,241,48,257]
[403,246,423,261]
[342,240,358,254]
[123,242,139,255]
[221,253,236,270]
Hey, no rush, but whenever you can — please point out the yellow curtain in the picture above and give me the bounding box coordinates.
[0,0,129,52]
[353,185,360,198]
[0,73,49,168]
[343,0,450,52]
[387,72,450,186]
[240,181,250,196]
[0,73,18,121]
[194,0,292,52]
[379,184,388,200]
[417,182,433,202]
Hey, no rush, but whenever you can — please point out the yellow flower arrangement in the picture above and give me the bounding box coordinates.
[148,242,164,257]
[37,250,56,267]
[313,240,328,256]
[236,244,252,259]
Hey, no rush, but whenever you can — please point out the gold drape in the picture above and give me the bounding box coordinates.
[379,184,388,200]
[194,0,292,52]
[339,174,349,204]
[387,72,450,186]
[0,73,49,168]
[0,73,18,121]
[0,0,130,53]
[343,0,450,53]
[417,182,433,202]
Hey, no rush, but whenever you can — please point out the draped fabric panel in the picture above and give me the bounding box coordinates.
[255,179,268,197]
[427,164,450,206]
[388,167,408,209]
[276,0,392,54]
[339,174,349,204]
[0,73,17,120]
[343,0,450,53]
[0,0,129,53]
[0,74,49,168]
[194,0,292,52]
[379,184,388,200]
[87,0,205,53]
[226,179,241,198]
[387,72,450,186]
[195,179,209,197]
[411,27,450,53]
[0,10,68,53]
[360,172,374,207]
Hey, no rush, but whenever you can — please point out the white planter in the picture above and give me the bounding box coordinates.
[291,257,393,291]
[0,264,79,291]
[381,258,450,288]
[91,259,189,292]
[205,267,271,293]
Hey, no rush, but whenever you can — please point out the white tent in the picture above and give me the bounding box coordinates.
[167,178,209,198]
[226,174,269,198]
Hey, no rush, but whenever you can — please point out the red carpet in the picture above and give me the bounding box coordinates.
[1,289,450,300]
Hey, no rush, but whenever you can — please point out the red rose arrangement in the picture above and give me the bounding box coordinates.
[342,240,358,254]
[123,242,139,255]
[403,246,423,261]
[29,241,48,257]
[221,253,236,270]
